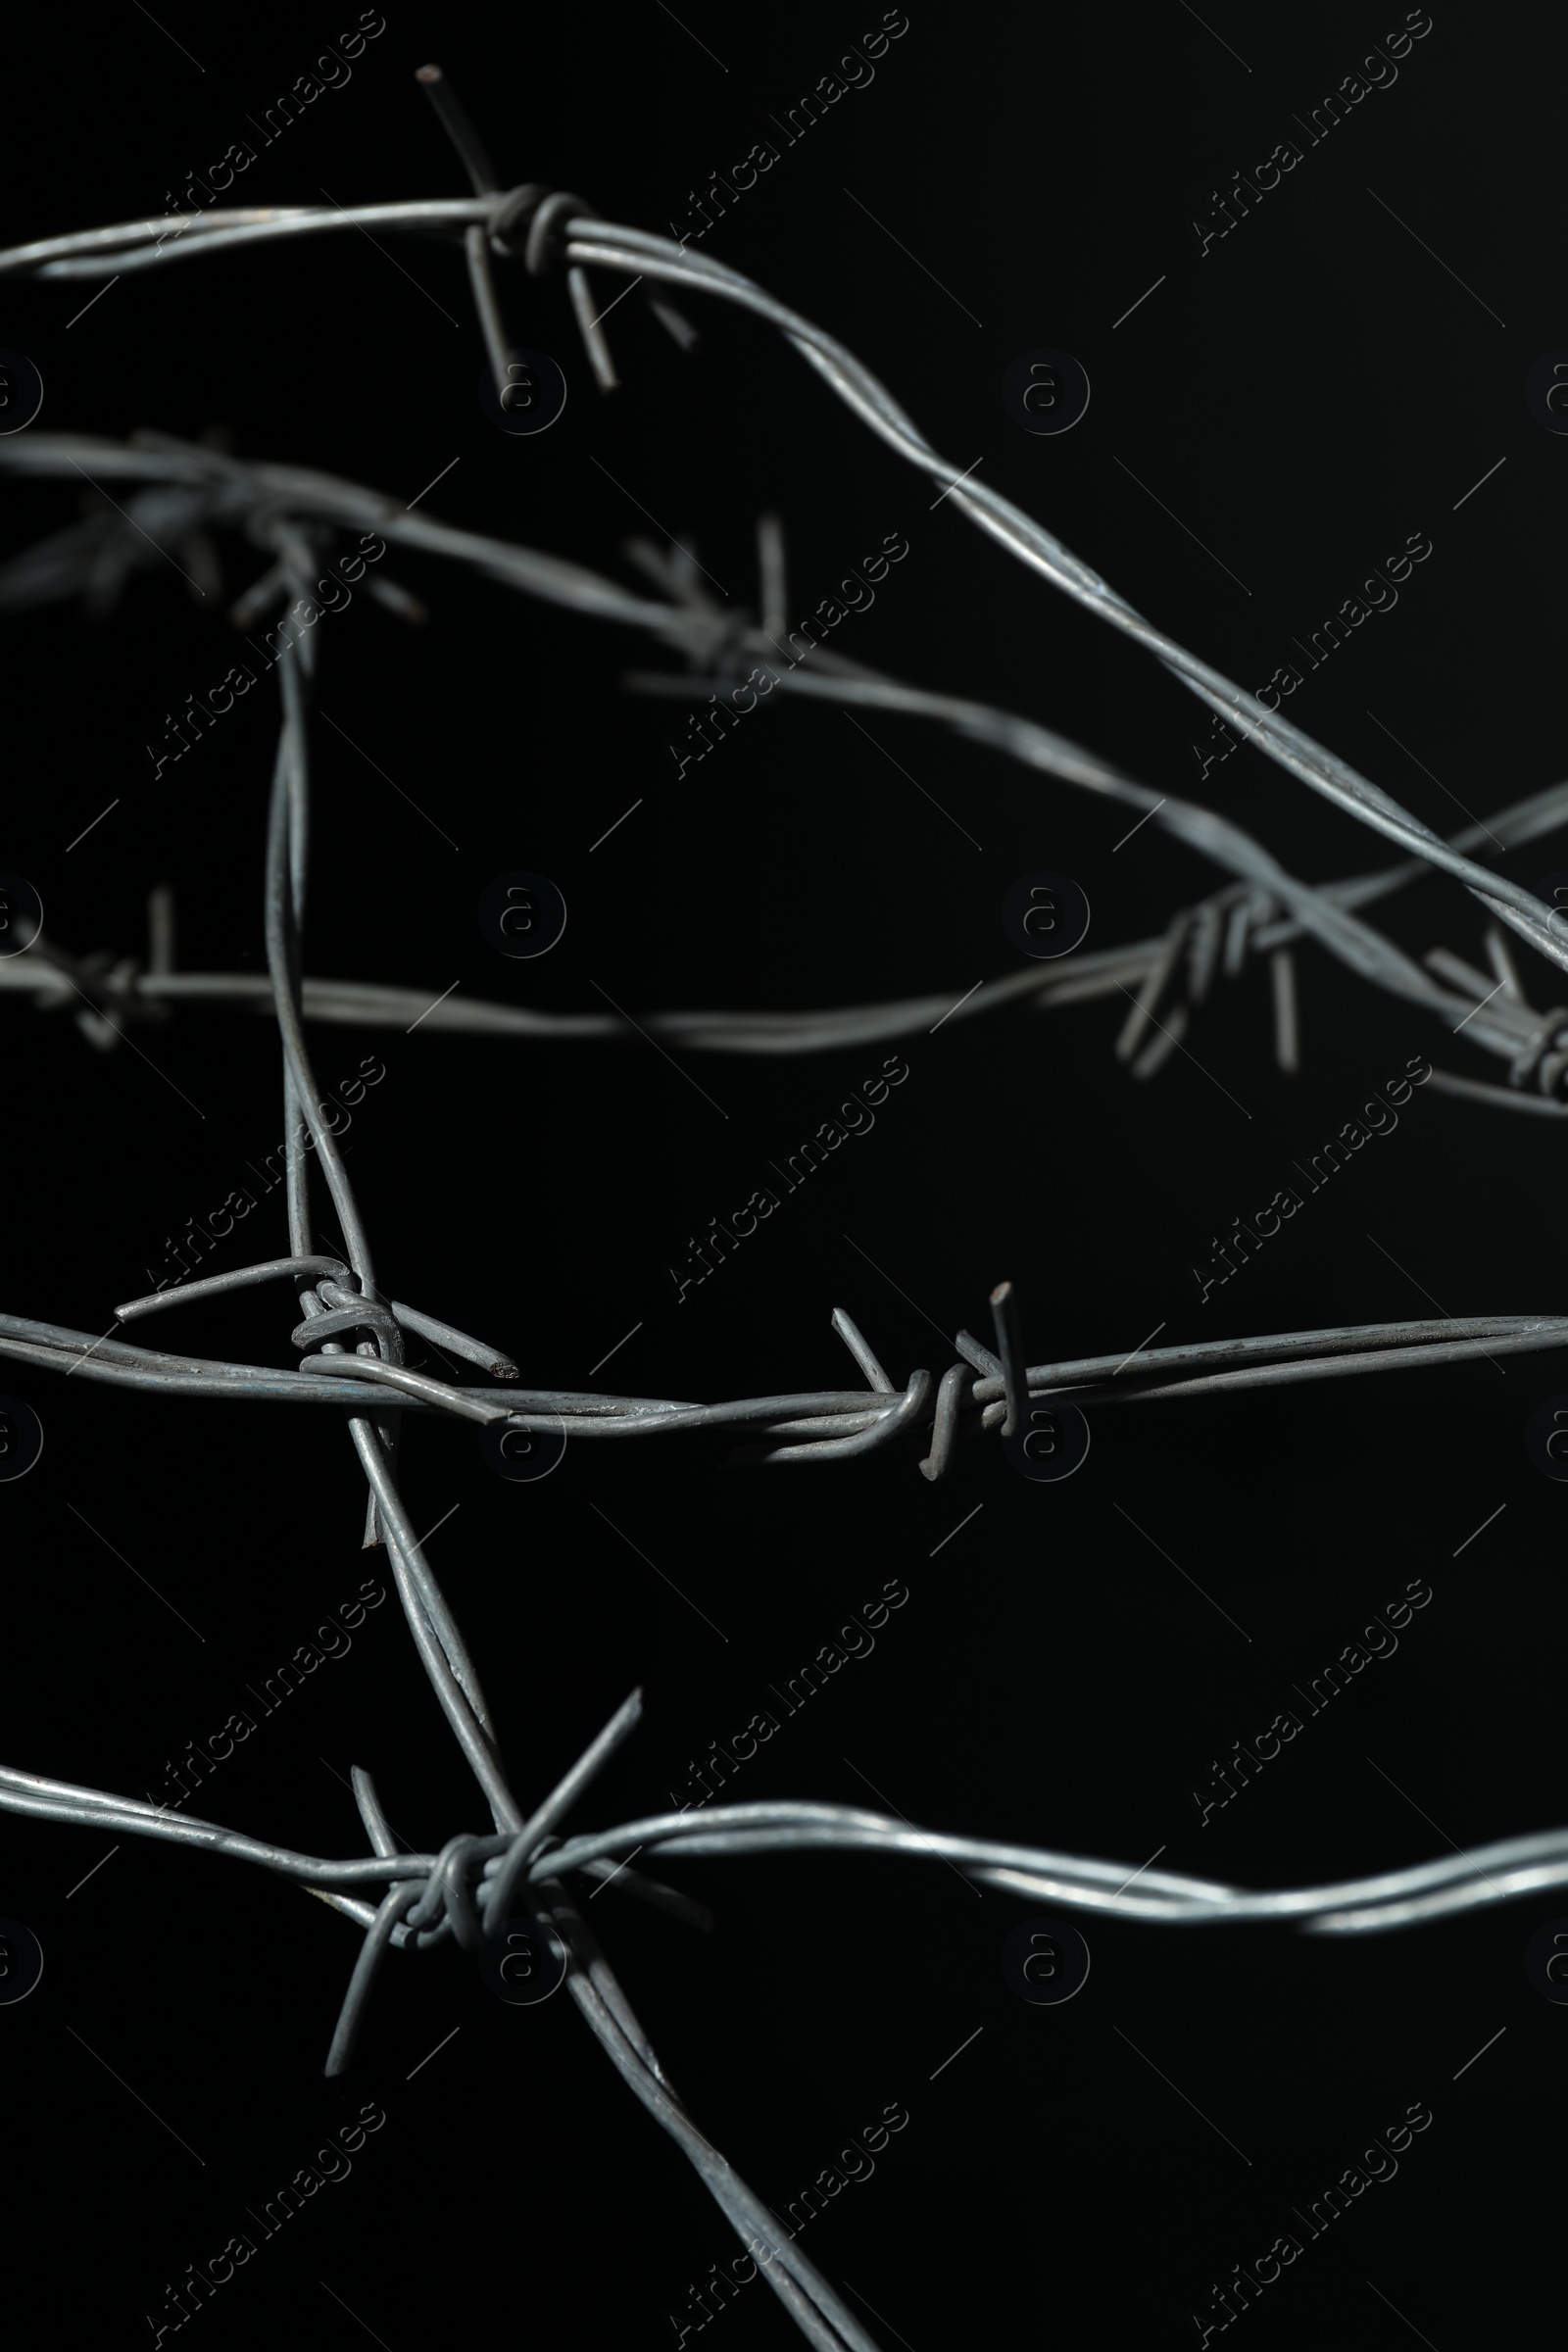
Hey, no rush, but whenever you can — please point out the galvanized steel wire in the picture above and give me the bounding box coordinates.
[2,80,1565,2352]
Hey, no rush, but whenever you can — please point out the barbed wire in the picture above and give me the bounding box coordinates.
[4,430,1568,1101]
[7,1289,1568,1461]
[3,68,1564,2352]
[6,172,1563,975]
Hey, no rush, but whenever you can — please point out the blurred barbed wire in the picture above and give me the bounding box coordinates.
[4,430,1568,1104]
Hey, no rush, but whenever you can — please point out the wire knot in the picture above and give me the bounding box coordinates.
[291,1273,404,1363]
[1511,1008,1568,1096]
[484,180,549,256]
[522,189,592,278]
[405,1833,490,1953]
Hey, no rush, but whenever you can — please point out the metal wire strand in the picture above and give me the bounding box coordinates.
[324,1883,424,2077]
[7,1763,1568,1965]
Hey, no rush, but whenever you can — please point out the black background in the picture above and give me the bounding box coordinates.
[3,2,1564,2344]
